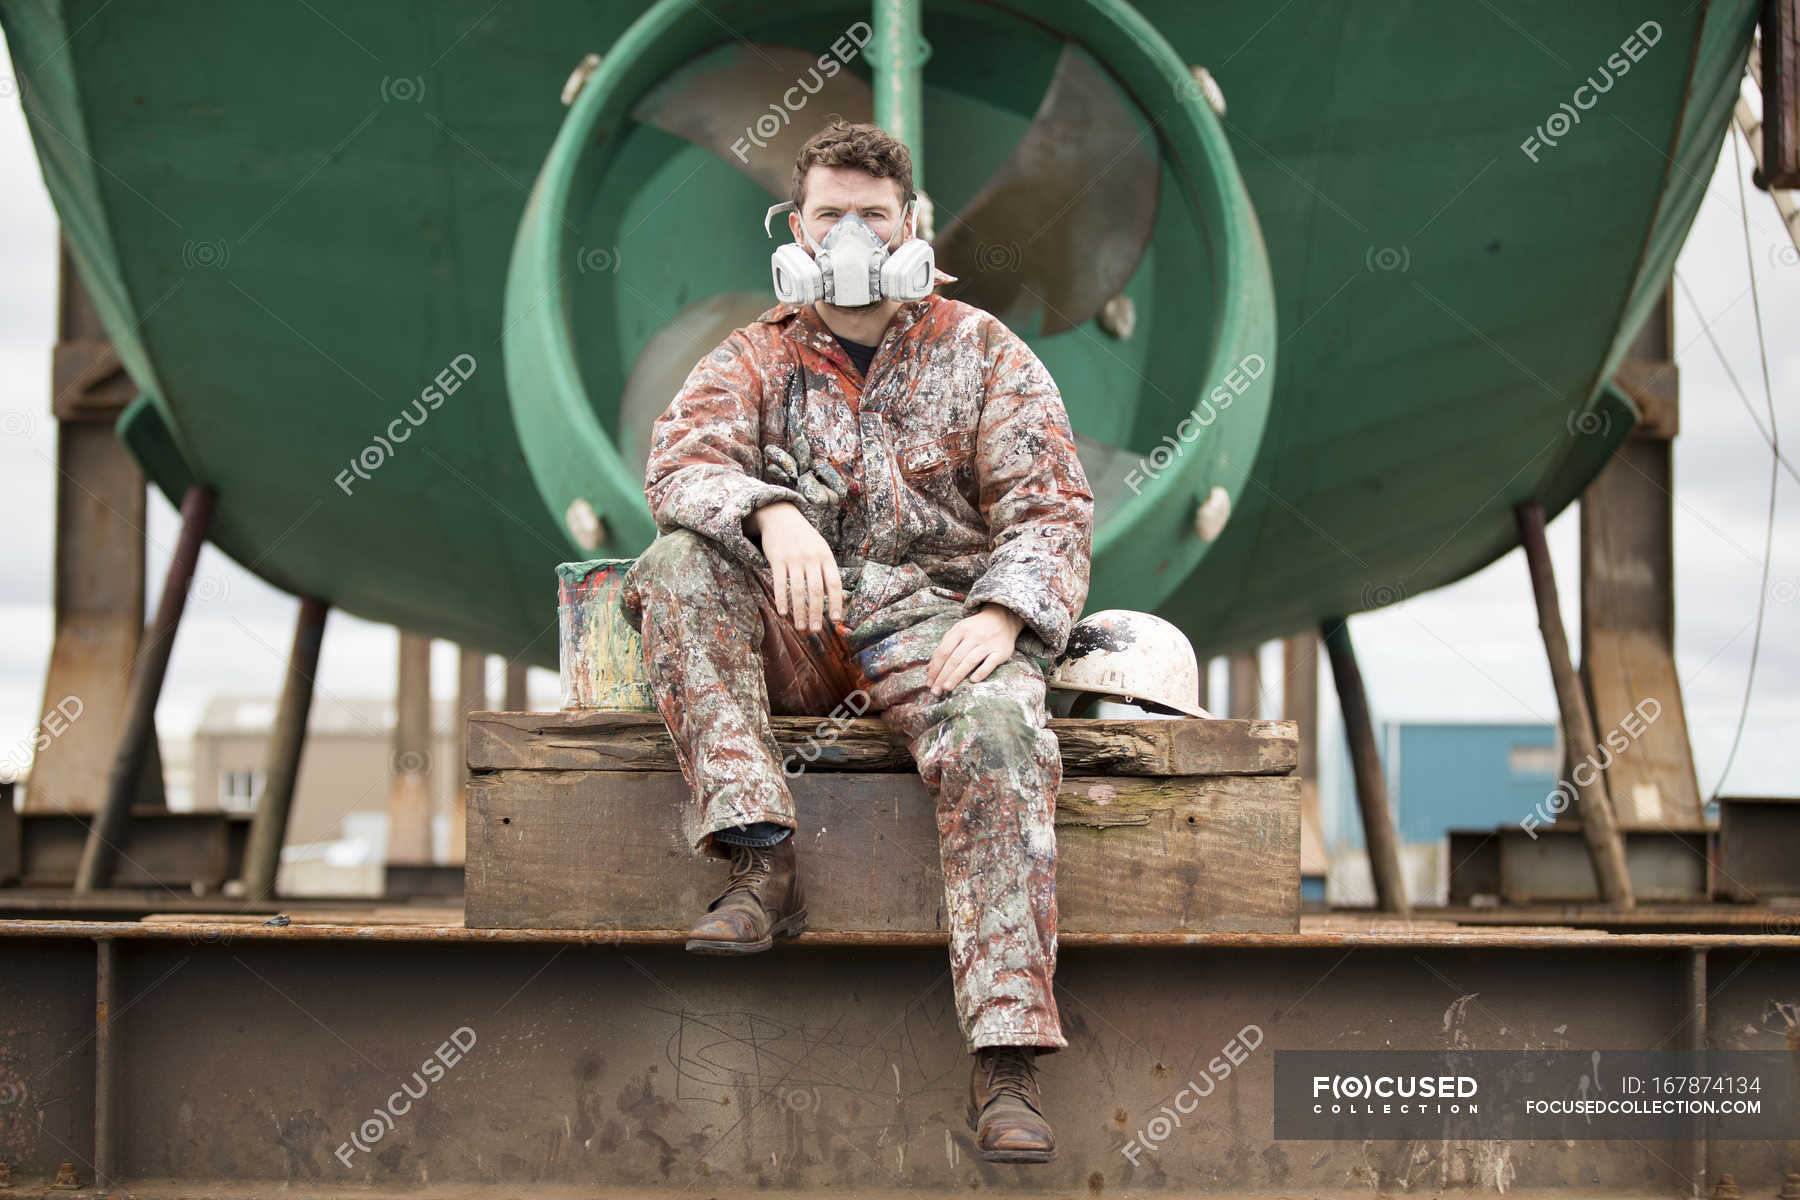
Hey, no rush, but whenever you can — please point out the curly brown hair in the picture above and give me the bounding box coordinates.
[790,116,915,212]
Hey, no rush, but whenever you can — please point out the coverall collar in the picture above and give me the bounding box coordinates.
[756,266,959,378]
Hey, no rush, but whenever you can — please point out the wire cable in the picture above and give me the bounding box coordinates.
[1706,131,1782,802]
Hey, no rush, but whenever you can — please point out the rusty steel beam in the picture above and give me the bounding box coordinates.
[1319,617,1411,916]
[243,597,329,901]
[1516,500,1636,907]
[0,923,1793,1193]
[76,485,217,892]
[94,936,119,1191]
[30,236,153,815]
[388,632,433,867]
[1227,647,1261,719]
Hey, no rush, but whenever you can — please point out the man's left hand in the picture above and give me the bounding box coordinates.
[927,604,1025,695]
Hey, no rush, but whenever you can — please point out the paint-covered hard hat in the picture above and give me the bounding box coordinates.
[1047,609,1214,719]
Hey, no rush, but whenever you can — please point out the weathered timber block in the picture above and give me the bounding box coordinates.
[467,711,1299,777]
[466,769,1300,934]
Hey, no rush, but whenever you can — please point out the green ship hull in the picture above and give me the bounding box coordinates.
[1,0,1755,664]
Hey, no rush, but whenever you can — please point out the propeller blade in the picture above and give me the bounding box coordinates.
[934,44,1160,335]
[632,43,874,198]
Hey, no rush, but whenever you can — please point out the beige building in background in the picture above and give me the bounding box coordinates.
[190,696,464,893]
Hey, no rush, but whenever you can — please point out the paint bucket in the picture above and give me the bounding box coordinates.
[557,558,654,710]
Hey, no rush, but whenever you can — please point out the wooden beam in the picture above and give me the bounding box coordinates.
[468,711,1300,777]
[466,768,1300,934]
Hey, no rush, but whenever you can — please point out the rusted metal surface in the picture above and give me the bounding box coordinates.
[243,596,328,900]
[78,484,216,891]
[1320,618,1411,916]
[1717,796,1800,901]
[28,238,153,817]
[1761,2,1800,188]
[388,631,434,867]
[0,922,1794,1193]
[11,809,248,889]
[1516,500,1634,906]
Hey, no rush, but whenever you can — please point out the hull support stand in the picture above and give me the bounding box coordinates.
[76,484,217,892]
[243,596,329,900]
[1320,617,1411,916]
[1515,499,1636,907]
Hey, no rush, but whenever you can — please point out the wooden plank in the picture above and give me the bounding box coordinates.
[465,770,1299,934]
[466,711,1298,776]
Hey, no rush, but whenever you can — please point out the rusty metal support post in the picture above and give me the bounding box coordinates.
[1320,617,1412,916]
[243,597,329,900]
[33,234,154,813]
[387,632,434,866]
[94,936,118,1191]
[504,662,529,712]
[1227,647,1261,719]
[1515,500,1636,908]
[1283,632,1329,885]
[76,485,217,892]
[1680,948,1708,1196]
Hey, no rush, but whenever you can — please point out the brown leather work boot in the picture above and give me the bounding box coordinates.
[967,1045,1055,1163]
[684,836,806,954]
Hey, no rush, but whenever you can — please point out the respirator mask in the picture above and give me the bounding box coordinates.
[763,199,936,308]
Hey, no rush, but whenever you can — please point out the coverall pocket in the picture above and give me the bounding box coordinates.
[896,429,978,479]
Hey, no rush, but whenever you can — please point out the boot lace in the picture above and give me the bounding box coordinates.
[718,843,775,905]
[984,1046,1038,1108]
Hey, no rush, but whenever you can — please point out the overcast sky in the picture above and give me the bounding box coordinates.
[1,37,1793,822]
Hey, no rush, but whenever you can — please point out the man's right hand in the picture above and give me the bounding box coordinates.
[747,501,844,633]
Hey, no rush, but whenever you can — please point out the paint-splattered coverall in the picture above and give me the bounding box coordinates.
[618,273,1094,1052]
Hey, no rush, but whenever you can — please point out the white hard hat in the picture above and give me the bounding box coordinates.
[1048,609,1214,719]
